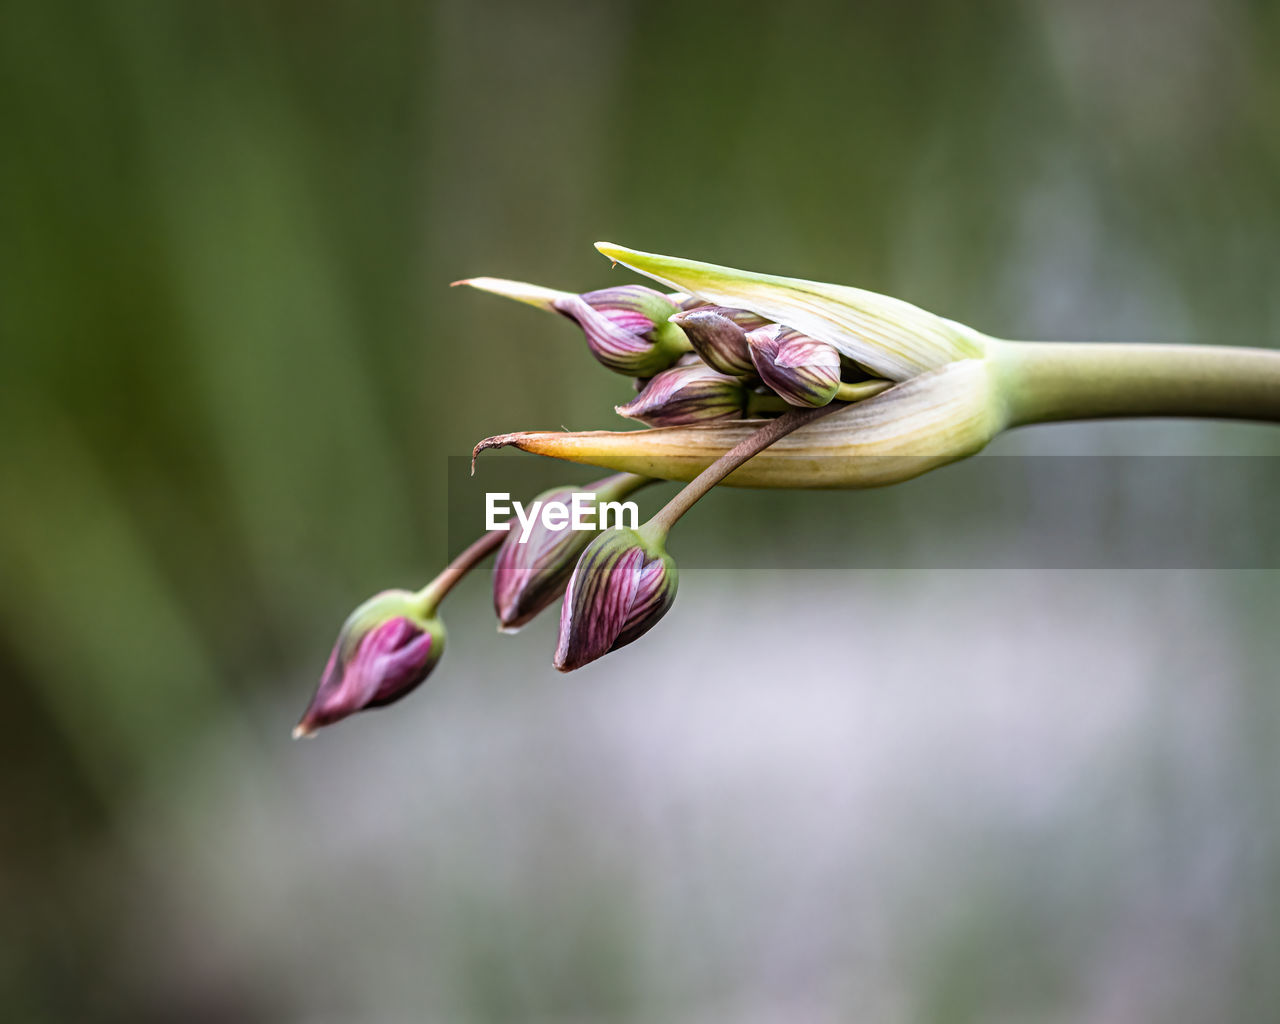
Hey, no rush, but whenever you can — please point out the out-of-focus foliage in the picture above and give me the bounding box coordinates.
[1,0,1278,1021]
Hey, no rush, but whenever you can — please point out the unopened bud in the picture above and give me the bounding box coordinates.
[553,285,688,376]
[669,307,768,377]
[294,590,445,736]
[454,278,690,377]
[493,475,646,631]
[554,526,677,672]
[748,325,842,407]
[615,362,747,426]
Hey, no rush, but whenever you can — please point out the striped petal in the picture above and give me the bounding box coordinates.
[492,486,588,632]
[748,326,842,407]
[670,307,761,377]
[553,528,677,671]
[616,362,747,426]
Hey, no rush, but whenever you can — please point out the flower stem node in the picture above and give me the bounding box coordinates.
[554,525,677,672]
[748,325,843,407]
[615,362,747,426]
[294,590,445,737]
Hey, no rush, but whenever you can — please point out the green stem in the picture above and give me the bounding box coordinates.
[994,340,1280,427]
[414,529,505,612]
[834,379,892,403]
[647,405,841,536]
[745,391,790,416]
[653,320,694,356]
[744,381,890,417]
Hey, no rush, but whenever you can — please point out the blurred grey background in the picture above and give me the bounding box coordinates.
[2,0,1279,1021]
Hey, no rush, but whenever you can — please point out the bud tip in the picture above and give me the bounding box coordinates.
[449,277,570,312]
[594,241,628,264]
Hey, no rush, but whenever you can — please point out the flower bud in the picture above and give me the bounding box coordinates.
[493,488,583,631]
[493,474,644,631]
[294,590,444,736]
[453,278,690,377]
[747,325,842,407]
[669,307,767,377]
[553,285,689,376]
[554,526,677,671]
[615,361,747,426]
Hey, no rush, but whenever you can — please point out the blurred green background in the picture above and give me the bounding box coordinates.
[3,0,1279,1020]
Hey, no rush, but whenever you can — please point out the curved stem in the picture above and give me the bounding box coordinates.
[647,404,841,535]
[994,340,1280,427]
[415,530,505,611]
[834,379,892,403]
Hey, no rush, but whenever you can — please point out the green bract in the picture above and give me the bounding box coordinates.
[595,242,987,381]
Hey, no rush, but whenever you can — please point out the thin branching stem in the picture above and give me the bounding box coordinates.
[648,404,844,534]
[415,530,506,611]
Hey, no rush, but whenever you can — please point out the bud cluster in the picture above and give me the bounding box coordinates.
[454,273,900,427]
[298,245,996,736]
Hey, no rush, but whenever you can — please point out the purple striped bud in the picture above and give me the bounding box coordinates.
[553,285,689,376]
[493,486,584,631]
[669,307,768,377]
[747,325,842,407]
[493,474,645,631]
[554,527,677,672]
[294,590,444,737]
[615,361,747,426]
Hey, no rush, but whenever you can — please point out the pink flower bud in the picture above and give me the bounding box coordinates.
[669,306,768,377]
[552,285,688,376]
[554,527,677,672]
[294,590,444,736]
[747,325,842,407]
[615,362,747,426]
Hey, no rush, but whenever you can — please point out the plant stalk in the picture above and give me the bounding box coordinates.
[994,340,1280,427]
